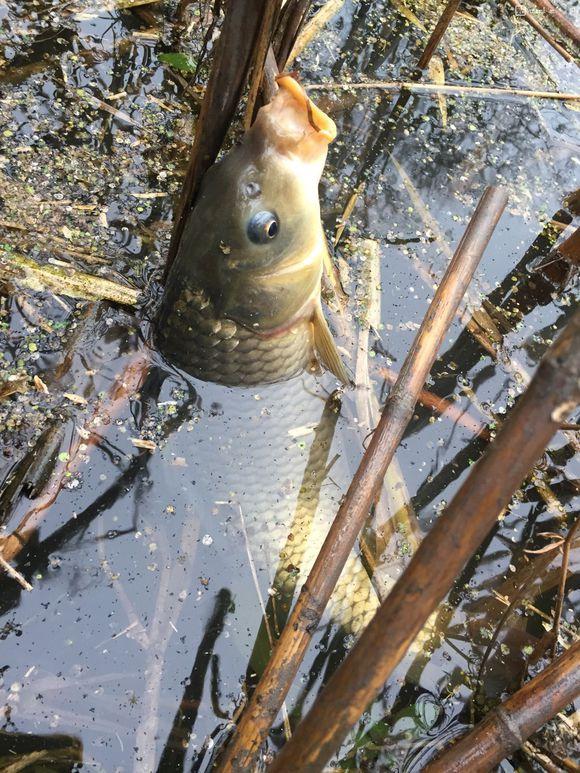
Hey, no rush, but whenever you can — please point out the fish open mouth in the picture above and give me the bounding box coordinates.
[274,74,337,143]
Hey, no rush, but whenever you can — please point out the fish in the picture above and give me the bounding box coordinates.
[155,77,378,643]
[157,75,349,387]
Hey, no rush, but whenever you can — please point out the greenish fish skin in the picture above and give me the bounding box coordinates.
[157,76,346,386]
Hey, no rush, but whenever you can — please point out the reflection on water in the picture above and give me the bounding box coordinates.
[0,0,578,770]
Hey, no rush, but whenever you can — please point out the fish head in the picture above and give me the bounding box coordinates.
[168,75,337,332]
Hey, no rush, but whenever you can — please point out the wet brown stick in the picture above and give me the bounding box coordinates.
[415,0,462,72]
[528,0,580,47]
[164,0,269,278]
[505,0,575,63]
[244,1,282,130]
[275,0,312,68]
[425,640,580,772]
[269,306,580,773]
[215,186,508,772]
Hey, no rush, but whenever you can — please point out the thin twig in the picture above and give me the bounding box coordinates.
[551,518,580,658]
[306,80,580,102]
[237,504,293,742]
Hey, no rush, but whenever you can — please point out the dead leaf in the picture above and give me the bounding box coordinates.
[428,56,447,128]
[33,375,49,394]
[390,0,427,31]
[63,392,88,405]
[131,437,157,451]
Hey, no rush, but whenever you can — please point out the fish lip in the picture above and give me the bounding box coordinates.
[275,74,337,143]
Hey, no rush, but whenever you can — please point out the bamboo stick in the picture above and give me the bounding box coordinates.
[505,0,575,63]
[528,0,580,46]
[269,305,580,773]
[425,640,580,772]
[215,186,508,772]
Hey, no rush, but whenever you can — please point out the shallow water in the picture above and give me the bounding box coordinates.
[0,1,579,771]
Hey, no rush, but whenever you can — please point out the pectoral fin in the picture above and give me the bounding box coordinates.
[312,303,351,386]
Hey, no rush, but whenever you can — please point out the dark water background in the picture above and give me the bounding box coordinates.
[0,0,578,770]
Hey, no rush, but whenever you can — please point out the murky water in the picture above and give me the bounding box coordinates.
[0,1,578,771]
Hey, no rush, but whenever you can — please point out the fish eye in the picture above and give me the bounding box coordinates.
[247,211,279,244]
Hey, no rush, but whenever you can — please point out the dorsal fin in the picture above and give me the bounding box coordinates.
[312,303,351,386]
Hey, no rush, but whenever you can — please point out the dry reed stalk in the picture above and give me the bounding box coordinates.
[333,0,462,249]
[551,518,580,658]
[286,0,345,66]
[307,80,580,102]
[244,1,282,129]
[0,351,150,563]
[415,0,461,72]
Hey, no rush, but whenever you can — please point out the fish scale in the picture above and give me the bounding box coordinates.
[157,284,314,386]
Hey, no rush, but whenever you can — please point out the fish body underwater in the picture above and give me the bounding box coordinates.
[157,76,347,387]
[157,77,378,636]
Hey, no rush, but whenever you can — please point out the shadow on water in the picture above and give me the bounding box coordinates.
[0,0,578,770]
